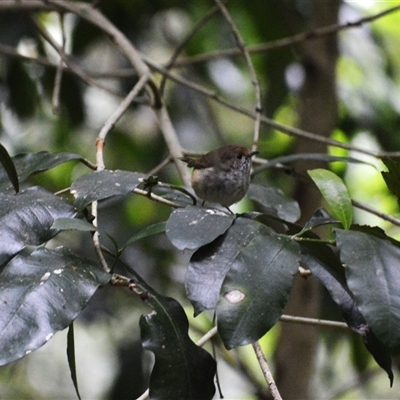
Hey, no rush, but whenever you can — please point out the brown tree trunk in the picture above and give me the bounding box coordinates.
[274,1,341,399]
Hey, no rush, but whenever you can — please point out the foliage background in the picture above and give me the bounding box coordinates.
[1,0,400,399]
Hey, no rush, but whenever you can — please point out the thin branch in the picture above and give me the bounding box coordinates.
[159,3,221,96]
[52,12,66,114]
[170,4,400,68]
[196,326,218,347]
[352,199,400,227]
[215,0,262,151]
[280,314,349,330]
[252,341,282,400]
[141,54,400,159]
[98,73,150,141]
[45,0,190,185]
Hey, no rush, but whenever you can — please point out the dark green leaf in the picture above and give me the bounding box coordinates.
[71,170,146,210]
[122,221,166,249]
[247,183,300,222]
[0,151,85,191]
[0,247,111,366]
[216,233,299,349]
[186,218,274,315]
[300,241,393,384]
[0,187,76,266]
[0,143,19,193]
[308,169,353,229]
[52,218,98,232]
[302,208,339,232]
[336,228,400,349]
[67,323,82,400]
[166,206,234,251]
[140,295,216,400]
[381,158,400,205]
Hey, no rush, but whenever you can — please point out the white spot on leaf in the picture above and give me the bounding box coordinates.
[53,269,63,275]
[224,290,245,303]
[41,272,51,281]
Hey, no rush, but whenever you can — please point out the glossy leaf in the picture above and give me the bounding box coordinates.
[247,183,300,222]
[166,205,234,251]
[67,323,82,400]
[308,169,353,229]
[302,208,339,233]
[0,143,19,193]
[52,218,98,232]
[186,217,274,315]
[0,247,111,366]
[71,170,146,210]
[336,227,400,349]
[0,187,76,266]
[381,158,400,205]
[300,241,393,384]
[217,233,299,349]
[0,151,85,191]
[140,295,216,400]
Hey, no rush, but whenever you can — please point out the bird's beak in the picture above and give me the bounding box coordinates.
[249,150,260,158]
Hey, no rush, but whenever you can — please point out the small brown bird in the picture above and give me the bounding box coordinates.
[180,144,259,209]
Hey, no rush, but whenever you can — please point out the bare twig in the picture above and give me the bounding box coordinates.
[215,0,262,151]
[52,12,66,114]
[280,314,349,330]
[170,4,400,68]
[141,55,400,159]
[252,341,282,400]
[98,73,150,141]
[352,199,400,227]
[159,3,221,96]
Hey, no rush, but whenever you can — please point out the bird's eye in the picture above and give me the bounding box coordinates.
[237,154,243,160]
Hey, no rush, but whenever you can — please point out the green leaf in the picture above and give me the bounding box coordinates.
[381,158,400,205]
[166,205,234,251]
[247,183,300,222]
[308,168,353,229]
[52,218,98,232]
[122,221,166,250]
[70,170,146,210]
[0,187,76,266]
[67,323,81,400]
[300,241,393,384]
[336,227,400,349]
[0,151,85,191]
[140,295,216,400]
[0,143,19,193]
[186,218,274,315]
[216,233,299,349]
[0,247,111,366]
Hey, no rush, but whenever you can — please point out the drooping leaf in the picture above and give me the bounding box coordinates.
[0,143,19,193]
[0,187,76,266]
[0,247,111,366]
[166,206,234,251]
[67,323,82,400]
[381,158,400,205]
[217,233,299,349]
[140,295,216,400]
[122,221,166,250]
[308,169,353,229]
[0,151,85,191]
[300,241,393,384]
[336,227,400,350]
[70,170,146,210]
[247,183,300,222]
[302,208,339,233]
[186,217,275,315]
